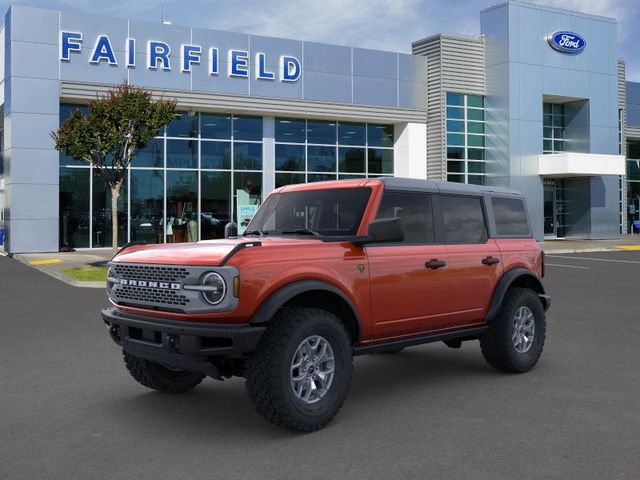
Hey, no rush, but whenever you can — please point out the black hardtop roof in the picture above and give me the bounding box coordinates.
[379,177,522,197]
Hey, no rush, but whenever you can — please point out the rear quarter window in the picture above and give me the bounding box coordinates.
[492,197,530,236]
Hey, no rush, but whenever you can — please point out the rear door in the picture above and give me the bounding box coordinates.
[367,191,450,340]
[439,194,503,327]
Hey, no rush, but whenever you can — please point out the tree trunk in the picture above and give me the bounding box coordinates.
[111,181,123,254]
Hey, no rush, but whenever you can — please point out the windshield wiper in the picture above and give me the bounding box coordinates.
[279,228,323,237]
[243,229,268,236]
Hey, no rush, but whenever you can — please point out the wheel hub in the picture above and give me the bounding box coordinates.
[290,335,335,404]
[512,306,535,353]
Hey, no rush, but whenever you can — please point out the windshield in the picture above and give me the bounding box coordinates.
[245,187,372,237]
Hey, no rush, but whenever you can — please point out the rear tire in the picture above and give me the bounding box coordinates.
[123,351,205,393]
[480,287,546,373]
[245,307,353,432]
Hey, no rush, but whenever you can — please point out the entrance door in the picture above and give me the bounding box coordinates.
[543,179,566,238]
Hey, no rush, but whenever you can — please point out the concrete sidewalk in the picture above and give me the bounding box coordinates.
[7,235,640,288]
[10,248,113,288]
[537,235,640,254]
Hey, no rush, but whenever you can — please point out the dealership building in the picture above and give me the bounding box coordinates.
[1,0,639,253]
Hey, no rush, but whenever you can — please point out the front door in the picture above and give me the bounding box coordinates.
[367,191,450,340]
[543,178,566,238]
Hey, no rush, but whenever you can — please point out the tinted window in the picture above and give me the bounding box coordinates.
[375,192,434,244]
[247,188,371,237]
[492,197,530,236]
[441,195,486,244]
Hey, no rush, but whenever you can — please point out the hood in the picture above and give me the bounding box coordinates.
[112,237,321,266]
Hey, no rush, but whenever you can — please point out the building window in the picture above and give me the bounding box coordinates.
[543,103,565,154]
[58,104,263,247]
[274,118,394,188]
[445,92,486,185]
[627,140,640,232]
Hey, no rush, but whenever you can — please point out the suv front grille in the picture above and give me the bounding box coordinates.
[113,264,189,283]
[116,285,190,307]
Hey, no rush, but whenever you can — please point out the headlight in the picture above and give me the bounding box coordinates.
[201,272,226,305]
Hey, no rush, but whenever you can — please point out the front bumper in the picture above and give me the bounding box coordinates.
[102,308,265,378]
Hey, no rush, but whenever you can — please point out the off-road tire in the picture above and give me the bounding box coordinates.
[480,287,546,373]
[123,351,205,393]
[245,307,353,432]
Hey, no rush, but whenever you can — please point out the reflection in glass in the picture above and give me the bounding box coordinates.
[367,124,394,147]
[201,141,231,169]
[233,115,262,141]
[167,171,198,243]
[368,148,393,174]
[339,147,365,173]
[59,105,89,166]
[338,122,366,146]
[130,169,164,244]
[308,146,336,172]
[92,170,127,248]
[234,142,262,170]
[446,93,464,106]
[59,167,90,248]
[133,139,164,168]
[276,173,306,188]
[308,174,336,183]
[307,120,336,145]
[276,118,305,143]
[276,144,305,171]
[167,139,197,169]
[201,113,231,139]
[167,111,198,138]
[201,172,231,240]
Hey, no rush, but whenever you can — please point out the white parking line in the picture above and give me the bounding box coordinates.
[546,263,591,269]
[546,255,640,265]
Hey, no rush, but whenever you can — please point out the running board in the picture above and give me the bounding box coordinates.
[353,325,488,356]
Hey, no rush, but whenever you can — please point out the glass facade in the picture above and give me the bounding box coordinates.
[274,118,394,188]
[58,104,263,248]
[543,103,565,154]
[445,92,486,185]
[627,140,640,231]
[58,107,395,248]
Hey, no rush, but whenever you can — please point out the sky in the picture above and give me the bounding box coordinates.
[2,0,639,80]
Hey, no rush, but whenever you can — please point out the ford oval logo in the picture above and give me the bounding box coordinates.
[547,31,586,54]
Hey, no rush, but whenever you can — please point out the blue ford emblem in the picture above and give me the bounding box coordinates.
[547,31,586,54]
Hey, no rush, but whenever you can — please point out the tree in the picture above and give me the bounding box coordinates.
[52,82,176,253]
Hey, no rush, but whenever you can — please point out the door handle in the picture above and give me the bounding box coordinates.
[425,259,446,269]
[482,256,500,266]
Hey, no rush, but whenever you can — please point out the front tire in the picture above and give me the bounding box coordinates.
[480,287,546,373]
[123,351,205,393]
[245,307,353,432]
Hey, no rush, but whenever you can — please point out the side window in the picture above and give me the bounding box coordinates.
[440,195,487,244]
[375,191,434,243]
[492,197,530,236]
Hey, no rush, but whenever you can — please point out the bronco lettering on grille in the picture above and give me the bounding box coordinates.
[119,279,181,290]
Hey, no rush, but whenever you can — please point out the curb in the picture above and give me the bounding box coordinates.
[541,247,620,255]
[11,254,105,289]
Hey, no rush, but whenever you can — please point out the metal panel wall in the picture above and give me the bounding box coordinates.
[412,34,484,181]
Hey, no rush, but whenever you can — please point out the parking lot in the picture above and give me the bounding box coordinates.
[1,250,639,479]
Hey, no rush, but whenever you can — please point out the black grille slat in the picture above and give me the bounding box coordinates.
[116,285,190,306]
[113,264,189,283]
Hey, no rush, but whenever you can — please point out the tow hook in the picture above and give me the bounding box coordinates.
[106,323,121,343]
[166,335,180,353]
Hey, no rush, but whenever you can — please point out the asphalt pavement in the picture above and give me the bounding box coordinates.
[1,251,639,479]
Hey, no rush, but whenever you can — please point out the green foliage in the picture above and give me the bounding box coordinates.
[51,82,177,188]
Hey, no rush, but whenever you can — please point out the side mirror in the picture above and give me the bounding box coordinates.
[224,221,238,238]
[366,218,404,243]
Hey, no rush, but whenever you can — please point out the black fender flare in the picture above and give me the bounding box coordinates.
[249,280,362,336]
[485,268,547,322]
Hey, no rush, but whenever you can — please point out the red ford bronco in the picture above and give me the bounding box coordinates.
[103,178,550,432]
